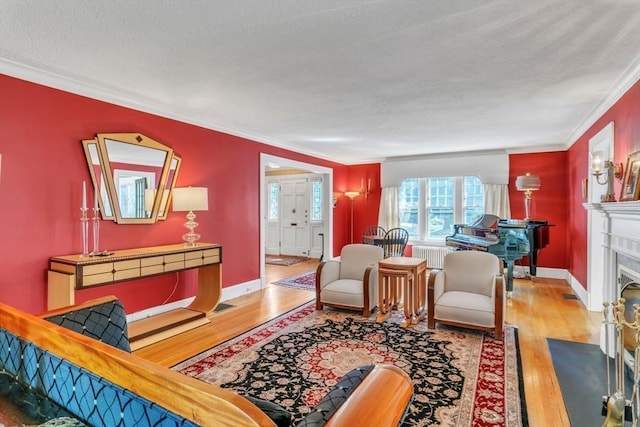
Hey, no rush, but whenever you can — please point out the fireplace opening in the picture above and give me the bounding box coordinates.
[619,263,640,379]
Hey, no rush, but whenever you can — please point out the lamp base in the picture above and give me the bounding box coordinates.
[182,211,201,247]
[601,193,617,203]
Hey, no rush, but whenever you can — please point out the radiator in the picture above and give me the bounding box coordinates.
[412,246,452,269]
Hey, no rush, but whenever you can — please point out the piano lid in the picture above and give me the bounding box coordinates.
[469,214,500,229]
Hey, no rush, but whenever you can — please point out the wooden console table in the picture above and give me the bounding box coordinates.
[48,243,222,350]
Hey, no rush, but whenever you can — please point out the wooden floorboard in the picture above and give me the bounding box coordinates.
[133,259,600,427]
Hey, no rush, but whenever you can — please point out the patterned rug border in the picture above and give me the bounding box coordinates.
[271,271,316,291]
[173,303,528,426]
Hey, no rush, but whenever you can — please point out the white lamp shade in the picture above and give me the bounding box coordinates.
[590,150,605,173]
[515,174,541,191]
[344,191,360,200]
[172,187,209,211]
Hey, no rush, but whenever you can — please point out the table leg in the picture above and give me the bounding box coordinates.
[412,267,427,324]
[377,272,391,323]
[401,274,413,327]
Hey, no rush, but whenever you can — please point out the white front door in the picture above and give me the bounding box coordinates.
[280,178,310,256]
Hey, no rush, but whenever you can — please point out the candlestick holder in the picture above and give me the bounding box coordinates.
[80,207,89,256]
[91,207,100,255]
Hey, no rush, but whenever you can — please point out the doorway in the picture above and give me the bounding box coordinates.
[259,154,333,288]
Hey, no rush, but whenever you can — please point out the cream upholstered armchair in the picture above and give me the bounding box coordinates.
[316,243,384,316]
[427,251,505,339]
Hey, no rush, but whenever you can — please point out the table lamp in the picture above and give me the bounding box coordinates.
[172,187,209,246]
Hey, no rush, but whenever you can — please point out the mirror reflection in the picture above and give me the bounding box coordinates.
[82,133,181,224]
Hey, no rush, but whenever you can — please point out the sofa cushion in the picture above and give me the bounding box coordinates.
[43,298,131,352]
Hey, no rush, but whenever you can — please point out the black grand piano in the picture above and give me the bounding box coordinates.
[445,215,550,294]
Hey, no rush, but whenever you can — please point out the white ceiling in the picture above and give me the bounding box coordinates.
[1,1,640,164]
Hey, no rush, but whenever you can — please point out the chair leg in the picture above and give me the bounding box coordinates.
[316,300,323,311]
[427,311,435,329]
[495,324,503,340]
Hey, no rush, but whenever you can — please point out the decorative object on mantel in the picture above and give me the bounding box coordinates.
[172,187,209,247]
[515,173,540,219]
[620,151,640,202]
[591,150,623,202]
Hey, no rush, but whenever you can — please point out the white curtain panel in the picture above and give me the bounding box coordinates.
[483,184,511,219]
[378,187,400,231]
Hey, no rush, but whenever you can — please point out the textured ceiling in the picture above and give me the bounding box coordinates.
[1,0,640,164]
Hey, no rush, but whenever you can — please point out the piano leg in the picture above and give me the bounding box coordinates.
[505,259,515,297]
[529,249,539,276]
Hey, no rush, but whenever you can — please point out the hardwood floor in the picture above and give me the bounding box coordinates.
[133,259,601,427]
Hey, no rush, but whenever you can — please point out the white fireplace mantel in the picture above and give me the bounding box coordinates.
[583,200,640,354]
[584,201,640,261]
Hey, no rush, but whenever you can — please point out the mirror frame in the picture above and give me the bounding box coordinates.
[157,154,182,220]
[82,133,180,224]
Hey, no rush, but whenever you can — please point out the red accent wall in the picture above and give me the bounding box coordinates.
[1,72,637,313]
[509,151,569,269]
[0,74,349,314]
[347,164,381,243]
[565,80,640,288]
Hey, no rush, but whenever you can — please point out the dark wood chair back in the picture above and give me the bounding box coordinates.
[383,228,409,257]
[363,225,386,239]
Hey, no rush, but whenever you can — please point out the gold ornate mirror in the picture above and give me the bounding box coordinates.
[82,133,181,224]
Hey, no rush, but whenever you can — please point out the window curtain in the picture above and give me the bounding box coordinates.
[378,187,400,231]
[483,184,511,219]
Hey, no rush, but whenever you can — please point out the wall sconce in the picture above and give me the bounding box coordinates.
[591,151,623,202]
[515,173,541,220]
[344,191,360,243]
[360,178,371,200]
[172,187,209,246]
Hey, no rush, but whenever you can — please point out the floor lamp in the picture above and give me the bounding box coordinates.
[345,191,360,243]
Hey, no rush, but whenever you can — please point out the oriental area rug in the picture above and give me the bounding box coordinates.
[271,271,316,290]
[173,303,528,426]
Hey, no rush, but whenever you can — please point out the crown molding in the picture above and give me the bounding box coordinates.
[564,55,640,148]
[3,55,639,165]
[0,58,343,164]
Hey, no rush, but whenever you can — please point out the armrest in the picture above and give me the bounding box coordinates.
[363,263,379,310]
[316,260,340,290]
[297,365,413,427]
[427,269,445,303]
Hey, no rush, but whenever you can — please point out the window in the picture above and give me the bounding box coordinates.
[268,182,279,221]
[310,179,323,221]
[399,176,484,241]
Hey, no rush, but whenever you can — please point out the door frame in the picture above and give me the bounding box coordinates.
[259,153,333,288]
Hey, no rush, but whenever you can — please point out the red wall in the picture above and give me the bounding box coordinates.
[1,72,637,313]
[346,163,381,243]
[0,74,349,314]
[509,151,569,269]
[565,81,640,288]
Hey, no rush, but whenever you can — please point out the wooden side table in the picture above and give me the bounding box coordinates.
[377,257,427,327]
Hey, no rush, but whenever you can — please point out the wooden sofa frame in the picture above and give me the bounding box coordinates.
[0,297,413,426]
